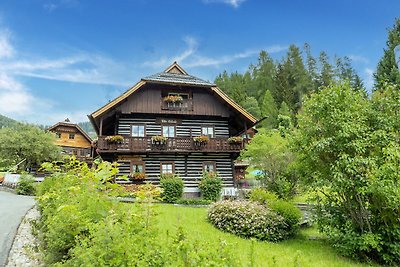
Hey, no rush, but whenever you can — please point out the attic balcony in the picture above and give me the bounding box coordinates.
[161,99,193,111]
[96,136,245,154]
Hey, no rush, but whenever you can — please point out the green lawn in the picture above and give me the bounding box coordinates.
[154,204,375,267]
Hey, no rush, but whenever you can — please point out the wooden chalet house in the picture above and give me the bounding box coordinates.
[89,62,257,196]
[47,119,93,161]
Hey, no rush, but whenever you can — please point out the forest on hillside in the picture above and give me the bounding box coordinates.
[214,43,365,129]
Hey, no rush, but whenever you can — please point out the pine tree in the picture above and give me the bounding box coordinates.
[215,71,248,105]
[335,56,365,92]
[242,97,261,118]
[249,51,276,104]
[278,101,291,117]
[260,90,278,129]
[374,18,400,89]
[318,51,335,88]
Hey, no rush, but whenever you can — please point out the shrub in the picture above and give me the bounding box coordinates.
[248,188,278,204]
[249,188,302,237]
[199,172,222,201]
[269,200,302,236]
[16,174,36,195]
[65,206,165,267]
[208,200,290,242]
[159,174,183,203]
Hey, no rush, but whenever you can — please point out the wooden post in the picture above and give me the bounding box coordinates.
[243,120,248,140]
[184,155,188,177]
[100,117,103,136]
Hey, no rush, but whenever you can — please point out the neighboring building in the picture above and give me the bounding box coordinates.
[88,62,257,196]
[47,119,93,161]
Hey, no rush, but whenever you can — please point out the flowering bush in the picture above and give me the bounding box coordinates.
[105,135,124,143]
[208,200,292,242]
[227,136,243,144]
[163,95,183,103]
[249,188,302,237]
[193,135,209,144]
[199,172,222,201]
[129,172,146,180]
[151,135,167,144]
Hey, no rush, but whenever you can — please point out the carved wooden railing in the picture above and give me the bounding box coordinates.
[161,99,193,111]
[97,136,244,153]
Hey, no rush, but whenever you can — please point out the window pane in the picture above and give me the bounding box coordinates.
[162,163,173,174]
[138,126,144,137]
[162,126,175,137]
[204,162,215,172]
[132,125,145,137]
[133,164,144,173]
[202,127,213,137]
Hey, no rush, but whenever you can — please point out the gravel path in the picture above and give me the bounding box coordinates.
[0,191,34,266]
[6,208,42,266]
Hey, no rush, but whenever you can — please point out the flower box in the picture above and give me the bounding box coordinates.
[129,172,146,180]
[151,135,167,145]
[227,136,243,144]
[193,135,209,145]
[105,135,124,144]
[163,95,183,103]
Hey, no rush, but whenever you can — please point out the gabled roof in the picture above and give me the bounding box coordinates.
[142,61,214,87]
[47,120,93,142]
[143,72,214,87]
[89,62,257,124]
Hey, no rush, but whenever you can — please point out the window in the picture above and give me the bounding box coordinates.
[132,125,145,137]
[131,162,145,173]
[202,126,214,138]
[162,125,175,137]
[69,133,75,139]
[161,162,174,174]
[55,132,61,139]
[203,161,216,173]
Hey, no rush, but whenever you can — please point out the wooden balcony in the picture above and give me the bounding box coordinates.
[161,99,193,111]
[97,136,245,153]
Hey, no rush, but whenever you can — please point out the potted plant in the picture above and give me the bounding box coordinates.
[163,95,183,103]
[193,135,209,145]
[105,135,124,144]
[151,135,167,145]
[129,172,146,180]
[227,136,243,144]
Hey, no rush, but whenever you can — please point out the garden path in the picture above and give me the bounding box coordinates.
[0,191,34,266]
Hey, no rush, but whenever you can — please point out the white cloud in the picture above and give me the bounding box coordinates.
[0,28,129,123]
[364,67,374,91]
[203,0,247,8]
[143,37,287,69]
[43,0,80,12]
[348,54,369,64]
[0,30,14,58]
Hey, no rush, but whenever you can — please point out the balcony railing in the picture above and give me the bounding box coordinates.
[161,99,193,111]
[97,136,245,153]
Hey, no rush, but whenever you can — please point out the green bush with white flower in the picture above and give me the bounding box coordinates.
[208,200,292,242]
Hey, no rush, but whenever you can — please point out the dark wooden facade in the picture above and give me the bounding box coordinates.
[89,62,257,195]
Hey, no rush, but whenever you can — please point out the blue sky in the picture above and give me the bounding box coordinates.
[0,0,398,125]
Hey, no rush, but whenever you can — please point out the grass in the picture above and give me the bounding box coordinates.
[154,204,375,267]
